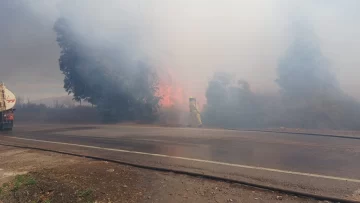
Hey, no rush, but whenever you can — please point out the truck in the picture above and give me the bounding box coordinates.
[0,83,16,131]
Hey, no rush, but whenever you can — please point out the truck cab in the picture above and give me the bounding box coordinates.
[0,109,14,130]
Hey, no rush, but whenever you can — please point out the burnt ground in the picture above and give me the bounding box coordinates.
[0,146,323,203]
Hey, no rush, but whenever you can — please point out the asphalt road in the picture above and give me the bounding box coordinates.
[1,124,360,201]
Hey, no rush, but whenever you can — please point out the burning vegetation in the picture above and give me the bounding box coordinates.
[46,2,360,129]
[157,74,186,109]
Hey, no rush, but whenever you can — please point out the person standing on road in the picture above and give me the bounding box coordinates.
[189,97,202,127]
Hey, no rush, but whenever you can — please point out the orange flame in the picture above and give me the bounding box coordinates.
[157,83,185,108]
[156,66,191,110]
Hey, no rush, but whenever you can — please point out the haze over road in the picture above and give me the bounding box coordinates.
[1,124,360,201]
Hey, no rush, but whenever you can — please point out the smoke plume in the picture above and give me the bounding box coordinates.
[1,1,360,128]
[203,16,360,130]
[54,16,161,122]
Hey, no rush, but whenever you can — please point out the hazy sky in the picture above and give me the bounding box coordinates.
[0,0,359,101]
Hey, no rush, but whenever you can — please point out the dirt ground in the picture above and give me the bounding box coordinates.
[0,145,325,203]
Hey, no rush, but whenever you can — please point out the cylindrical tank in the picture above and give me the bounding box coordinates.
[0,83,16,112]
[0,83,16,131]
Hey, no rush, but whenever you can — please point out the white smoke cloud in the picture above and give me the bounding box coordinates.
[0,0,359,101]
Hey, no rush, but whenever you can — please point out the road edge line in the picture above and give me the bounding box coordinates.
[5,135,360,183]
[0,141,359,203]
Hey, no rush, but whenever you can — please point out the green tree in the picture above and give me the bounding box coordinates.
[203,72,260,128]
[276,21,341,100]
[54,18,160,122]
[275,20,360,129]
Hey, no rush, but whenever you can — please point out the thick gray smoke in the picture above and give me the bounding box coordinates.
[2,0,360,100]
[277,20,340,99]
[204,17,360,130]
[52,4,161,122]
[273,16,360,129]
[275,18,360,129]
[1,1,360,128]
[203,72,262,128]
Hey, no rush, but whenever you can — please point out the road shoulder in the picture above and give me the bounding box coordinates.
[0,146,318,203]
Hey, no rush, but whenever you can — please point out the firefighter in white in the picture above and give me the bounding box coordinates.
[189,97,202,127]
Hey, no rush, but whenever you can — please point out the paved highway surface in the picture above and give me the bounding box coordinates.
[1,124,360,201]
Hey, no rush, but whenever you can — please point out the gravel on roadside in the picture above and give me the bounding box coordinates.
[0,146,322,203]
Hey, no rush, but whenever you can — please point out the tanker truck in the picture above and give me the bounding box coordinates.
[0,83,16,131]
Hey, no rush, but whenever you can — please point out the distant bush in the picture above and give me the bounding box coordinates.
[15,101,100,124]
[202,72,360,130]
